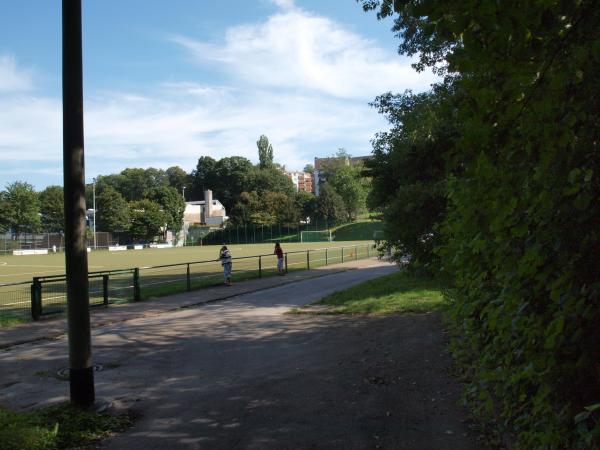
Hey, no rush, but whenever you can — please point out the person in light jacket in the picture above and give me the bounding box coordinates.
[219,245,233,285]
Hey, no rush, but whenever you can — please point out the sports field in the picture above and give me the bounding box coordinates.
[0,241,370,284]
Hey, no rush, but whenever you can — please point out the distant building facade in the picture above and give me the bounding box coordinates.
[285,171,314,193]
[313,155,370,196]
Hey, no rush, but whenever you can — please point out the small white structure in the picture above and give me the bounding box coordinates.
[183,190,228,228]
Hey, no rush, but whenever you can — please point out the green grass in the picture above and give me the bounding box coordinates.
[0,241,371,284]
[333,221,383,241]
[292,271,446,315]
[0,403,133,450]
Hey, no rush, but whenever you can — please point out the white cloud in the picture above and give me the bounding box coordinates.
[0,54,33,93]
[0,6,437,189]
[172,6,436,99]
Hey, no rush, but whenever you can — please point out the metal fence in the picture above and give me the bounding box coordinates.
[1,243,378,323]
[199,219,344,246]
[0,232,116,254]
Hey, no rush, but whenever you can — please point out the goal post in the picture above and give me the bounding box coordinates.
[300,230,333,243]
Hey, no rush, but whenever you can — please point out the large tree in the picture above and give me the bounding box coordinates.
[0,191,11,232]
[129,199,167,242]
[149,186,186,235]
[257,135,274,169]
[39,185,65,232]
[315,183,347,224]
[366,85,457,270]
[96,187,130,233]
[166,166,190,195]
[4,181,40,236]
[361,1,600,447]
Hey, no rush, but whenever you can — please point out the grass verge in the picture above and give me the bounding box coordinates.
[290,270,446,315]
[0,402,134,450]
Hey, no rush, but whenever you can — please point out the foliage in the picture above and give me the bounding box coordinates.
[294,189,317,222]
[257,134,274,169]
[366,85,456,272]
[149,186,186,235]
[297,270,445,315]
[303,163,314,173]
[326,163,368,221]
[165,165,190,194]
[4,181,41,236]
[361,0,600,447]
[39,185,64,232]
[247,166,296,197]
[97,168,168,202]
[129,199,167,242]
[315,183,347,223]
[0,191,11,232]
[96,187,130,233]
[192,156,254,211]
[0,403,132,450]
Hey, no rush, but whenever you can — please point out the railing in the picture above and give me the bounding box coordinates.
[2,243,376,322]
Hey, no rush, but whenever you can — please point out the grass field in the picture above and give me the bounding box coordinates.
[0,241,377,325]
[290,271,446,315]
[0,241,371,284]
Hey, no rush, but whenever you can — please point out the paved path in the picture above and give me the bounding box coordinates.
[0,258,383,349]
[0,260,480,449]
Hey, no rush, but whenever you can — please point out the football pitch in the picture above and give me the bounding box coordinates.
[0,241,372,284]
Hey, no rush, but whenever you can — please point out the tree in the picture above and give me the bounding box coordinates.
[129,199,167,242]
[247,167,296,198]
[366,86,456,270]
[39,185,65,232]
[257,135,274,169]
[361,1,600,447]
[149,186,186,235]
[295,190,317,222]
[213,156,254,211]
[263,191,299,225]
[0,191,11,232]
[315,183,347,224]
[96,187,130,233]
[303,164,314,174]
[166,166,190,195]
[191,156,218,198]
[4,181,40,236]
[327,164,368,221]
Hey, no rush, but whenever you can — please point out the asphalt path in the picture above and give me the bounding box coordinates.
[0,262,480,449]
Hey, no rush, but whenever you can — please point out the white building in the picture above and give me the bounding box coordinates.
[183,190,227,228]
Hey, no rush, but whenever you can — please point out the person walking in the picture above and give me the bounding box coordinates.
[274,242,284,275]
[219,245,233,285]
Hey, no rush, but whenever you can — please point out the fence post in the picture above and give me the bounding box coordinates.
[325,248,328,266]
[367,244,370,258]
[285,253,288,273]
[341,247,344,263]
[355,245,358,261]
[102,275,109,307]
[187,263,191,291]
[307,250,310,270]
[258,255,262,278]
[133,268,141,302]
[30,277,42,320]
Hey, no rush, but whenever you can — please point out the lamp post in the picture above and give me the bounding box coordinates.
[92,177,97,250]
[182,186,186,246]
[62,0,94,406]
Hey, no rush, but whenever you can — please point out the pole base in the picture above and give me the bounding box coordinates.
[70,366,95,406]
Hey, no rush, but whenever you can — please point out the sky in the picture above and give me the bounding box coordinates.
[0,0,437,190]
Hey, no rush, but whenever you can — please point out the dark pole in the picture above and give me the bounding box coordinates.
[62,0,95,406]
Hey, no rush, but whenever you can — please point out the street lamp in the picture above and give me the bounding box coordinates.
[92,177,97,250]
[182,186,186,246]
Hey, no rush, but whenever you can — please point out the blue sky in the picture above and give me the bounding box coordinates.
[0,0,437,190]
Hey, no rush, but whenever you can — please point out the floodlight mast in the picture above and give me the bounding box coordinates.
[62,0,95,406]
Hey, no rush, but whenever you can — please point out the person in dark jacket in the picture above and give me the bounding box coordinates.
[274,242,284,275]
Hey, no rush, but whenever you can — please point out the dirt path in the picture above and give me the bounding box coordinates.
[0,264,479,449]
